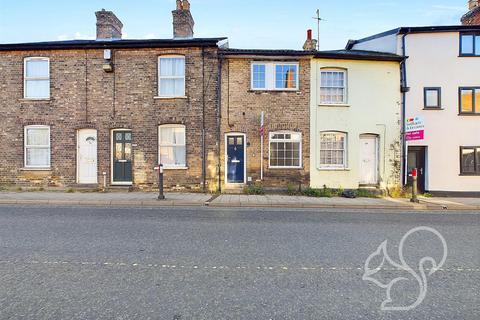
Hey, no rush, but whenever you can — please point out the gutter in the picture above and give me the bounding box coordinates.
[0,39,225,51]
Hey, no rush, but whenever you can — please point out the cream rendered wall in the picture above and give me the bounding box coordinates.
[310,59,401,190]
[402,32,480,192]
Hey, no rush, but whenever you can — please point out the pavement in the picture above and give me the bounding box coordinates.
[0,191,479,211]
[0,205,478,319]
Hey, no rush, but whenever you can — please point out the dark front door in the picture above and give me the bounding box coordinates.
[113,131,133,183]
[407,146,426,193]
[226,135,245,184]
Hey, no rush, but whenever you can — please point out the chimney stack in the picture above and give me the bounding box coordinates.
[172,0,195,39]
[469,0,479,10]
[96,9,123,40]
[303,29,318,51]
[462,0,480,25]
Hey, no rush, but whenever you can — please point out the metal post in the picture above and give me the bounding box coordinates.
[410,168,419,203]
[102,172,107,192]
[156,164,165,200]
[260,111,264,181]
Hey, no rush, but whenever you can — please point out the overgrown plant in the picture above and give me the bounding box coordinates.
[244,183,265,195]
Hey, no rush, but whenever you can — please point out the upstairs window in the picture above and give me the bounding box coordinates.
[459,87,480,114]
[460,147,480,175]
[319,132,347,169]
[269,131,302,168]
[24,125,50,168]
[158,56,185,97]
[320,69,347,105]
[460,33,480,56]
[251,62,299,91]
[424,87,442,109]
[24,57,50,99]
[158,124,186,168]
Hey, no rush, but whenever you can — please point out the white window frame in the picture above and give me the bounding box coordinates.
[319,131,347,169]
[24,125,51,168]
[24,57,50,99]
[250,62,299,91]
[268,131,302,169]
[158,55,186,98]
[158,124,187,169]
[319,68,347,105]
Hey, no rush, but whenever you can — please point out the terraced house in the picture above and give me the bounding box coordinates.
[0,1,226,191]
[347,1,480,195]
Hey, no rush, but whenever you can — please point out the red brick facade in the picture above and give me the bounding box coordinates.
[0,46,221,191]
[462,1,480,25]
[219,54,311,191]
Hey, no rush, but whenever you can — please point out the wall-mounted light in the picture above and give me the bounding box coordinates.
[103,49,114,72]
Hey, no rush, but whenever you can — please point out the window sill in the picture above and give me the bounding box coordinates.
[248,89,300,93]
[154,96,187,100]
[268,166,303,170]
[459,173,480,176]
[21,167,51,171]
[458,113,480,116]
[163,166,189,170]
[423,107,443,110]
[317,167,350,171]
[19,98,51,102]
[318,104,350,108]
[458,55,480,57]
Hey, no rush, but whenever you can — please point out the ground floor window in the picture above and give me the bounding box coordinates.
[460,146,480,175]
[269,131,302,168]
[24,125,50,168]
[158,124,186,167]
[319,131,347,169]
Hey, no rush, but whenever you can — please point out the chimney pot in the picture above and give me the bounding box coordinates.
[95,9,123,40]
[303,29,317,51]
[469,0,479,10]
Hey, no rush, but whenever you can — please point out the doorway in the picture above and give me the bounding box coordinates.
[225,133,246,184]
[407,146,426,193]
[77,129,98,184]
[112,130,133,184]
[359,134,379,185]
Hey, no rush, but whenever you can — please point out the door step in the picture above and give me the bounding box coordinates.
[223,185,245,194]
[108,185,134,192]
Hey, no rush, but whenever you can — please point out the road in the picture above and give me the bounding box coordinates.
[0,205,478,319]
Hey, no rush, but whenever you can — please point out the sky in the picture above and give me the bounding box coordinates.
[0,0,470,50]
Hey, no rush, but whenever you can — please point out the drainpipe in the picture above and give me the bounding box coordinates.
[217,54,223,193]
[400,32,409,186]
[202,47,207,193]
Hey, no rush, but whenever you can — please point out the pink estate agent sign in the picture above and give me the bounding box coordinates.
[406,117,425,141]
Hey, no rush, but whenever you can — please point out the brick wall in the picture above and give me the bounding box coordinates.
[0,47,220,191]
[219,57,311,190]
[461,6,480,25]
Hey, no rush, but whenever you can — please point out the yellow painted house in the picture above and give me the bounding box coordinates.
[309,51,403,191]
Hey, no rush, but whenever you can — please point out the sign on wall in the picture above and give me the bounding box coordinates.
[405,117,425,141]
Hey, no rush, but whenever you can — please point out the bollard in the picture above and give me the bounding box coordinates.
[155,164,165,200]
[102,172,107,193]
[410,168,419,203]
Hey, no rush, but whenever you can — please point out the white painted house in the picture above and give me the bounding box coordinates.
[347,25,480,195]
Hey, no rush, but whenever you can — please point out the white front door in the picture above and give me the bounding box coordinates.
[359,135,378,185]
[77,129,98,184]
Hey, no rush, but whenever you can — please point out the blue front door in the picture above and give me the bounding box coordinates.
[227,135,245,184]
